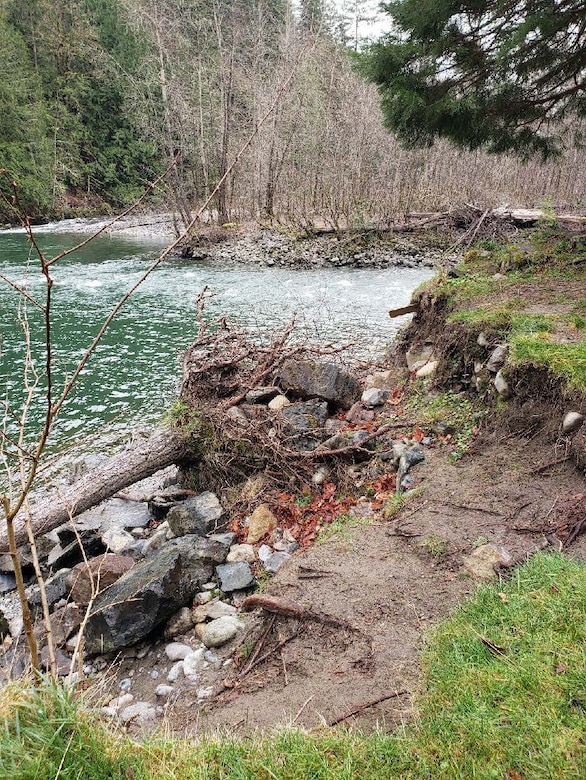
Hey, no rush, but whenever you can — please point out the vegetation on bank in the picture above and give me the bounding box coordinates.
[1,553,584,779]
[428,224,586,393]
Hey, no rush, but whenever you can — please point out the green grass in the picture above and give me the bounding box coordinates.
[2,554,585,779]
[317,511,372,544]
[510,335,586,393]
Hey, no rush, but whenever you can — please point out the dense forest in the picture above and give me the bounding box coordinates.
[1,0,584,225]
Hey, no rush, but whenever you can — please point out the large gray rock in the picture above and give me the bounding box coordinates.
[84,536,228,655]
[278,360,360,409]
[167,492,224,537]
[281,400,329,451]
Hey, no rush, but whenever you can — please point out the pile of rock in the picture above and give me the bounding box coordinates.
[0,358,433,685]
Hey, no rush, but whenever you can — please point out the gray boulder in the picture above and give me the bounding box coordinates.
[278,360,360,409]
[84,536,228,654]
[167,492,224,537]
[281,400,329,451]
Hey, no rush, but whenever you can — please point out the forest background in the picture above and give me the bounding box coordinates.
[1,0,584,226]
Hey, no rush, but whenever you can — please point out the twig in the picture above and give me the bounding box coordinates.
[327,690,409,726]
[238,614,276,678]
[530,456,570,474]
[293,695,314,724]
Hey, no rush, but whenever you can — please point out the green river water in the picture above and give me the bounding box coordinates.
[0,223,432,461]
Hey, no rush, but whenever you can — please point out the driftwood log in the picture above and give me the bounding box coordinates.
[0,427,188,553]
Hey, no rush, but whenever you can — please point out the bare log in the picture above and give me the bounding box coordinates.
[0,428,188,553]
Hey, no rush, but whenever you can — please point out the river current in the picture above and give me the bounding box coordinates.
[0,223,432,458]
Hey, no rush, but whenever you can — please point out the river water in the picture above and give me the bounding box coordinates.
[0,224,432,458]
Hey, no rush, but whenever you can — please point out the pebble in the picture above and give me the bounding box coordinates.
[150,670,159,680]
[361,387,389,408]
[196,616,244,648]
[216,561,255,592]
[268,394,290,411]
[118,702,157,726]
[108,693,134,710]
[155,684,175,699]
[165,642,192,661]
[194,591,214,604]
[264,552,291,573]
[415,360,438,379]
[494,370,510,397]
[562,411,584,434]
[197,686,215,701]
[167,661,184,682]
[463,543,513,579]
[258,544,272,563]
[183,648,207,678]
[226,544,256,564]
[119,678,132,692]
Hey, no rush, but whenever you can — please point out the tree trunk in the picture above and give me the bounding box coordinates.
[0,428,189,554]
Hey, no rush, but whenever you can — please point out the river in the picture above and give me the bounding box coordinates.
[0,222,432,461]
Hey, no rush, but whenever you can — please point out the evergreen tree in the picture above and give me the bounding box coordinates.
[0,9,52,220]
[364,0,586,157]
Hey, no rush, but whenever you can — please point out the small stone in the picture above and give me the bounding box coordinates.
[227,544,256,564]
[119,702,157,726]
[562,411,584,434]
[494,370,510,397]
[361,387,389,408]
[258,544,272,563]
[194,590,213,605]
[141,523,169,555]
[247,504,278,544]
[166,492,224,537]
[415,360,438,379]
[226,406,249,426]
[208,532,237,547]
[197,686,215,701]
[312,465,331,485]
[101,527,135,554]
[204,650,221,668]
[205,601,237,619]
[119,678,132,692]
[108,693,134,710]
[245,386,281,404]
[477,332,489,347]
[165,642,192,662]
[486,344,509,373]
[216,562,254,592]
[150,670,159,680]
[196,616,244,648]
[183,648,207,677]
[345,402,375,425]
[202,582,216,591]
[463,543,513,579]
[264,552,291,573]
[155,684,174,699]
[268,394,290,411]
[167,661,184,682]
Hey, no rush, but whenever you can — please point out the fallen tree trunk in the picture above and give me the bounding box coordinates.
[0,427,188,553]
